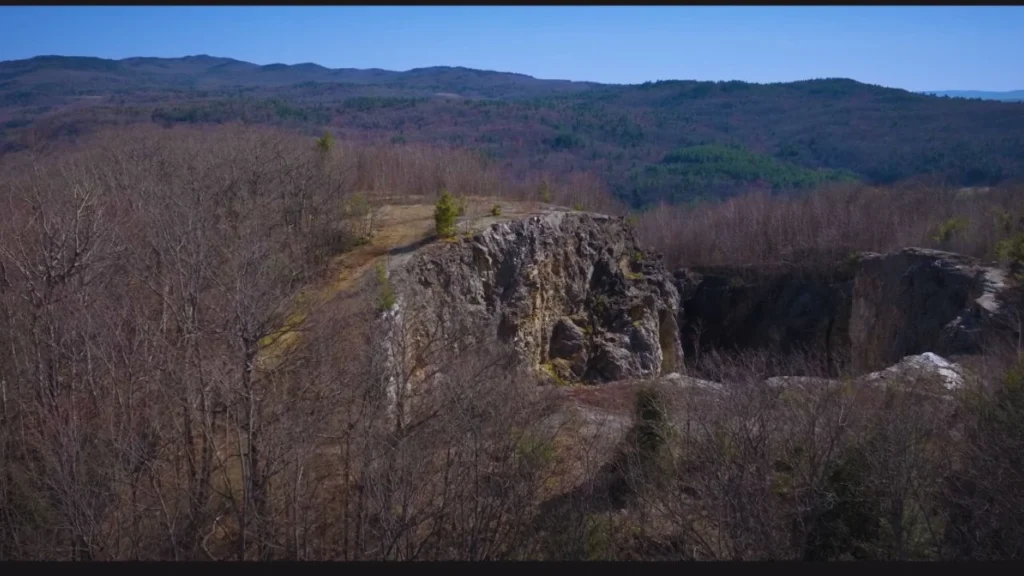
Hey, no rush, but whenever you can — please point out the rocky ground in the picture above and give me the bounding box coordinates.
[268,198,1020,494]
[274,196,1018,395]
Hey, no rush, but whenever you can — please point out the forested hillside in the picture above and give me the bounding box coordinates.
[2,55,1023,207]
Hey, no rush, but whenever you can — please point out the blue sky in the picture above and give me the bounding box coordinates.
[1,6,1022,91]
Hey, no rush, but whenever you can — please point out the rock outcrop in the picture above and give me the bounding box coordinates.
[849,248,1012,373]
[391,209,684,384]
[675,248,1015,377]
[382,205,1015,389]
[761,353,968,395]
[660,351,967,406]
[860,352,967,392]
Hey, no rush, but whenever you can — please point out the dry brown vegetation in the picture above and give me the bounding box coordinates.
[2,123,1024,560]
[637,181,1024,269]
[0,123,614,560]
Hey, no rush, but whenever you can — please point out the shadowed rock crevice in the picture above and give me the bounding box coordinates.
[676,265,854,375]
[676,248,1015,376]
[849,248,1012,373]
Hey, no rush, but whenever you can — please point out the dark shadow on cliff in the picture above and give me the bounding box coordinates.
[676,263,855,377]
[388,234,438,256]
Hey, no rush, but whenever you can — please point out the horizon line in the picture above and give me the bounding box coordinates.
[4,52,1022,94]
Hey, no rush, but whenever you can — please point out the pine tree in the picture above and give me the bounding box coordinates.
[434,189,458,238]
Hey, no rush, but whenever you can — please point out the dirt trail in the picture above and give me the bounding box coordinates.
[327,203,436,294]
[258,197,546,361]
[326,199,542,298]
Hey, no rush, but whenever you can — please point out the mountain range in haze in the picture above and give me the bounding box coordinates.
[1,54,1023,207]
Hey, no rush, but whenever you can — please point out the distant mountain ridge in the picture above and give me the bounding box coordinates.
[11,54,1017,103]
[0,54,601,98]
[2,54,1024,208]
[922,89,1024,102]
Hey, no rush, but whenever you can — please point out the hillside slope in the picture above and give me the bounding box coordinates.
[2,55,1024,207]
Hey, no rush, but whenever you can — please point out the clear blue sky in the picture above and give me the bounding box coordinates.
[1,6,1022,91]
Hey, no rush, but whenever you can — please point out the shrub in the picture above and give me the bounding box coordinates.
[538,180,553,203]
[315,130,334,153]
[584,514,615,560]
[375,261,396,311]
[995,208,1019,236]
[434,189,459,238]
[945,354,1024,560]
[996,231,1024,279]
[933,217,968,244]
[803,448,884,560]
[491,203,502,217]
[346,193,372,238]
[515,432,557,467]
[633,386,667,458]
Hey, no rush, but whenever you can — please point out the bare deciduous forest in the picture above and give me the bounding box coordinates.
[0,123,1023,560]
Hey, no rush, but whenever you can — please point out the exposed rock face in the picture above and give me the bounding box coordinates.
[676,352,966,402]
[676,266,854,375]
[861,352,966,391]
[675,248,1015,377]
[385,204,1014,389]
[661,372,725,393]
[849,248,1013,373]
[391,209,684,384]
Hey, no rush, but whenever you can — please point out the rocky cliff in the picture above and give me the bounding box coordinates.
[390,209,684,384]
[676,247,1015,375]
[849,248,1011,373]
[382,208,1015,389]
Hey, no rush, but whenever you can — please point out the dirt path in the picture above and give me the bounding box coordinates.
[258,197,546,362]
[321,197,547,302]
[326,203,437,295]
